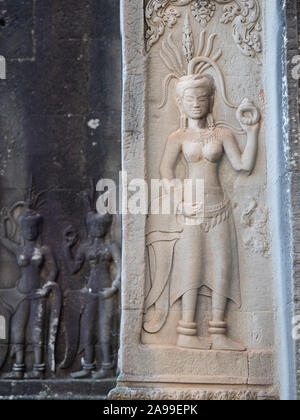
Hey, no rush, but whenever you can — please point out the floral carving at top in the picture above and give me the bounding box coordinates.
[218,0,262,63]
[145,1,194,52]
[145,0,263,63]
[191,1,216,26]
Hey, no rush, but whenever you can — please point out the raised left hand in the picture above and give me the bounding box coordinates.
[237,98,261,134]
[240,122,260,135]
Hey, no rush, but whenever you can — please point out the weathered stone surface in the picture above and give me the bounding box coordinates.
[114,0,278,400]
[0,0,121,397]
[0,379,116,400]
[109,386,279,401]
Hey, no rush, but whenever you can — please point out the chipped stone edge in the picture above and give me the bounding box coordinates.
[108,386,279,401]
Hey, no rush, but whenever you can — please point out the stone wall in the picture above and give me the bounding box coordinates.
[0,0,121,395]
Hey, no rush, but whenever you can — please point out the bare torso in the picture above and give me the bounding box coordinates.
[84,240,112,292]
[176,127,225,206]
[16,244,44,293]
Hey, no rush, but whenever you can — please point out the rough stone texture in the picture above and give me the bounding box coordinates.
[0,0,121,397]
[286,0,300,400]
[109,386,278,401]
[0,379,115,400]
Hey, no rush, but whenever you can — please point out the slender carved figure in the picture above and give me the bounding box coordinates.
[61,186,121,379]
[143,28,260,351]
[0,186,61,379]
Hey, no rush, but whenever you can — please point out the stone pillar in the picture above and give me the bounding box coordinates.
[110,0,288,400]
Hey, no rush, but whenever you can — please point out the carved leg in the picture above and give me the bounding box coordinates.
[3,357,25,380]
[93,298,116,379]
[71,300,97,379]
[206,220,245,352]
[177,290,211,350]
[26,356,46,380]
[71,353,96,379]
[210,293,245,351]
[4,300,30,379]
[93,342,116,379]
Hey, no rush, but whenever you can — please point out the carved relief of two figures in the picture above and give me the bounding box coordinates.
[0,182,120,379]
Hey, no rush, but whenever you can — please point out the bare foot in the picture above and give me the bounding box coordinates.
[92,368,116,379]
[2,370,24,380]
[26,370,45,380]
[177,334,212,350]
[71,369,92,379]
[211,335,246,351]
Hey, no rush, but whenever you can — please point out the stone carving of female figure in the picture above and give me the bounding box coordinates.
[0,186,61,378]
[61,185,121,379]
[143,30,261,351]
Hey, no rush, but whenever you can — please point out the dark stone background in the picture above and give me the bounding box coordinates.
[0,0,121,385]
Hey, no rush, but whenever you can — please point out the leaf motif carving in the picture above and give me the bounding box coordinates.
[145,0,263,63]
[218,0,262,63]
[145,0,194,51]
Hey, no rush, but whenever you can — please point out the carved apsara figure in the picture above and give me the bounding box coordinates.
[61,184,121,379]
[143,27,261,351]
[0,185,61,379]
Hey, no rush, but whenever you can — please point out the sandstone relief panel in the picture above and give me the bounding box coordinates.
[61,182,121,380]
[0,0,122,399]
[0,180,120,384]
[145,0,262,63]
[143,13,261,352]
[0,182,61,379]
[117,0,275,394]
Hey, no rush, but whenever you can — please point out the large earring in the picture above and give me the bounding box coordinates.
[180,114,187,130]
[177,98,187,130]
[207,113,215,130]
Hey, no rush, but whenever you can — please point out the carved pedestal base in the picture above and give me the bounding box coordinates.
[0,379,116,400]
[109,385,279,401]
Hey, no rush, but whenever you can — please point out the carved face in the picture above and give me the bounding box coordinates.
[87,213,112,239]
[21,217,41,241]
[181,87,210,120]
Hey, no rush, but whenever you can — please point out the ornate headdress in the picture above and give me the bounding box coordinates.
[0,177,47,244]
[158,13,249,133]
[18,178,47,225]
[81,179,113,229]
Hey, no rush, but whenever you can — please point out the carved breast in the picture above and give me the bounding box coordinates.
[202,141,223,163]
[182,141,202,163]
[87,247,111,266]
[182,131,223,164]
[17,248,43,268]
[17,254,30,267]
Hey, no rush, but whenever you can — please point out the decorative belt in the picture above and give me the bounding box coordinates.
[177,196,231,232]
